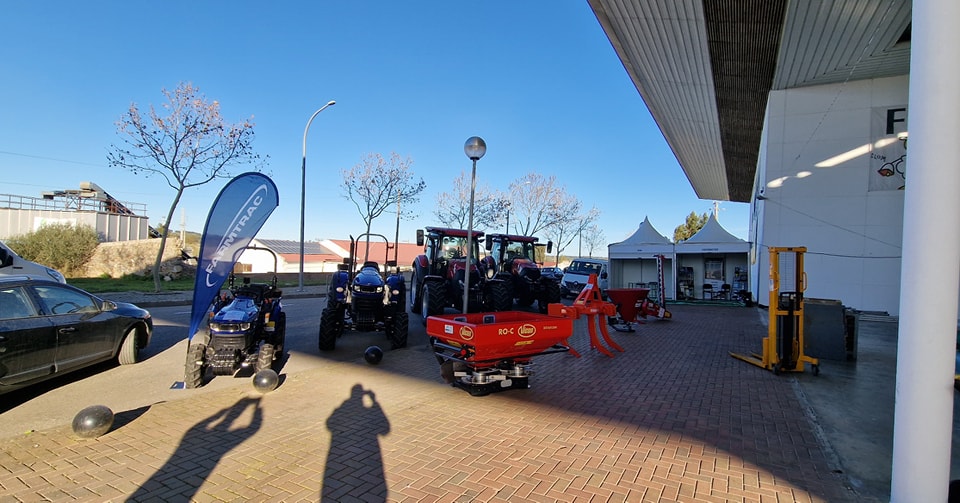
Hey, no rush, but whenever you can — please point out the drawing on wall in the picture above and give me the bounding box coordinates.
[869,106,908,191]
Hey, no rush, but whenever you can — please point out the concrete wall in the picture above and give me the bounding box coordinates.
[0,209,150,242]
[753,75,907,314]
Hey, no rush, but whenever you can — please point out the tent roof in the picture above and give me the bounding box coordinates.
[608,216,674,259]
[675,214,749,254]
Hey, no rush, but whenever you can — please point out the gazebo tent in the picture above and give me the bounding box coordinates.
[674,214,750,301]
[608,216,675,299]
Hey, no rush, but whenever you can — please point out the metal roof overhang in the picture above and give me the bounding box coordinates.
[587,0,912,202]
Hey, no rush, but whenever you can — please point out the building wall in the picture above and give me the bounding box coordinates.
[753,75,907,314]
[0,209,150,242]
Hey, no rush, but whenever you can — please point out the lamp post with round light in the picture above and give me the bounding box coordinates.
[462,136,486,314]
[299,100,336,292]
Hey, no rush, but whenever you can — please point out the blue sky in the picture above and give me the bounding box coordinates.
[1,1,748,251]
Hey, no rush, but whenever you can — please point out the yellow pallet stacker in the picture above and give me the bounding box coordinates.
[730,247,820,375]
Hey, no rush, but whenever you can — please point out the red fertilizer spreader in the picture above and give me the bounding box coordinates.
[426,311,573,396]
[606,288,672,332]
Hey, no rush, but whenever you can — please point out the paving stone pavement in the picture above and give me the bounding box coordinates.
[0,304,867,502]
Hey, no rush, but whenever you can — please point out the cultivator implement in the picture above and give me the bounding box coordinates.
[605,287,672,332]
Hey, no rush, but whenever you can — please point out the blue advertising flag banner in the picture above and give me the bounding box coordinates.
[187,172,279,340]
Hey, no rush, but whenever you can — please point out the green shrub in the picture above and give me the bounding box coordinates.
[6,223,100,275]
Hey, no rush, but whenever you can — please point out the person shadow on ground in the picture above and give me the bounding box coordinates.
[127,396,263,502]
[322,383,391,502]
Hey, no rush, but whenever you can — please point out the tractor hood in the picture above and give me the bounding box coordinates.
[211,298,260,324]
[354,266,386,290]
[512,258,541,280]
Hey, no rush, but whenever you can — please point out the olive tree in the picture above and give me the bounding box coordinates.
[341,152,426,261]
[108,82,264,291]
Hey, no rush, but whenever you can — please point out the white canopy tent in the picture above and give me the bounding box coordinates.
[608,216,675,299]
[674,214,750,301]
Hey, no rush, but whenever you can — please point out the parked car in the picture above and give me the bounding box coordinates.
[560,258,609,299]
[0,240,65,283]
[540,266,563,281]
[0,277,153,395]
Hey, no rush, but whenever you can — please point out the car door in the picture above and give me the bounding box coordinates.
[32,284,117,372]
[0,286,56,386]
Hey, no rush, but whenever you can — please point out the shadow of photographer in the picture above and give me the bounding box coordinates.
[127,396,263,502]
[322,383,390,502]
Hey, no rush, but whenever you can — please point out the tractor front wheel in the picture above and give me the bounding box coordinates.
[539,280,562,314]
[422,281,444,324]
[318,308,340,351]
[489,282,512,312]
[185,343,207,389]
[256,343,275,372]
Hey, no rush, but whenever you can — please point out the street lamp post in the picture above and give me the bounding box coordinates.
[299,100,336,292]
[463,136,486,314]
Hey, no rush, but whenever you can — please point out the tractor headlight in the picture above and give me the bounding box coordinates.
[486,268,495,279]
[240,322,251,331]
[376,286,384,293]
[336,286,345,293]
[353,284,361,292]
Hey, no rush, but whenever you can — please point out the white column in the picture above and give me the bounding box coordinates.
[891,0,960,500]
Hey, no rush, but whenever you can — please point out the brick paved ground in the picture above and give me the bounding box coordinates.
[0,305,865,502]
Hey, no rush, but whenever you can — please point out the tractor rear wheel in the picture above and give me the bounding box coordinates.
[273,312,287,355]
[184,343,207,389]
[389,311,409,349]
[318,308,340,351]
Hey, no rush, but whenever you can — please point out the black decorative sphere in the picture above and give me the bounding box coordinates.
[72,405,114,439]
[364,346,384,365]
[253,369,279,393]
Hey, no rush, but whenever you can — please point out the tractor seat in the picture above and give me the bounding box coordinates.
[361,261,380,273]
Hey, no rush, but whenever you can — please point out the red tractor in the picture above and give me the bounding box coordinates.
[409,227,511,322]
[482,233,561,313]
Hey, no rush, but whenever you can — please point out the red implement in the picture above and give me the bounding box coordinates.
[426,311,573,396]
[607,287,672,327]
[547,273,624,357]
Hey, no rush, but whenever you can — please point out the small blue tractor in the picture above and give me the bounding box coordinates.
[318,234,408,351]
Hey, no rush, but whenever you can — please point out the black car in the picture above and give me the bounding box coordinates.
[0,277,153,395]
[540,266,563,281]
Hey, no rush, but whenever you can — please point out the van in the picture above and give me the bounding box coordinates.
[0,240,66,283]
[560,258,608,299]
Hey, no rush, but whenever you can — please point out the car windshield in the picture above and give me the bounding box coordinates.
[440,235,479,260]
[569,262,603,275]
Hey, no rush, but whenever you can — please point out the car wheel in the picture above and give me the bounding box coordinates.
[118,326,140,365]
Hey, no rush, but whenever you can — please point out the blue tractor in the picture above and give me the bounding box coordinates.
[185,246,286,389]
[318,234,408,351]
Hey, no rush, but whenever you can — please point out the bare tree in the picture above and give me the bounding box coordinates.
[581,223,606,258]
[341,152,426,261]
[107,82,264,292]
[433,170,509,231]
[507,173,571,237]
[546,206,599,263]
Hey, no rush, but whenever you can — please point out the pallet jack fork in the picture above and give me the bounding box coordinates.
[730,247,820,375]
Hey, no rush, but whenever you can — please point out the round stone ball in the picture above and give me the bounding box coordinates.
[364,346,384,365]
[253,368,279,393]
[72,405,114,439]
